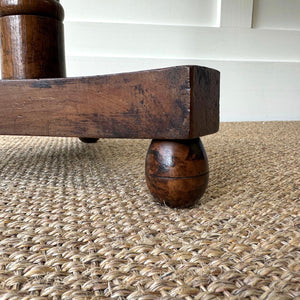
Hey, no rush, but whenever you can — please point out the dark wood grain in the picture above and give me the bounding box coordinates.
[0,0,96,142]
[0,0,64,21]
[0,0,219,208]
[145,138,209,208]
[0,66,219,139]
[191,66,220,137]
[0,1,66,79]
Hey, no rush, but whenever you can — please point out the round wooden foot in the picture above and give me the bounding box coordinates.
[145,138,209,208]
[79,138,99,144]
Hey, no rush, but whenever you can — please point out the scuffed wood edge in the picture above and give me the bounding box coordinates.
[0,66,219,139]
[190,66,220,138]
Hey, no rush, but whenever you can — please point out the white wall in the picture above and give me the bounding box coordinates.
[252,0,300,30]
[1,0,300,121]
[60,0,300,121]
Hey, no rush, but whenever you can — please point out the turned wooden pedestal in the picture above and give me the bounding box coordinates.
[0,0,220,208]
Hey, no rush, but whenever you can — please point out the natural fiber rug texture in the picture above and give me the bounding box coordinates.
[0,122,299,300]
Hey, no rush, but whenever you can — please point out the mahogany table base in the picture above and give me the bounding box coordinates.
[0,0,220,208]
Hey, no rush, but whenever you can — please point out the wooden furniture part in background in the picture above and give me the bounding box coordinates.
[0,0,220,208]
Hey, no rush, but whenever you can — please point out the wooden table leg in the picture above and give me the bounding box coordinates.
[0,65,219,208]
[145,138,209,208]
[0,1,66,80]
[0,0,98,143]
[0,2,219,209]
[79,138,100,144]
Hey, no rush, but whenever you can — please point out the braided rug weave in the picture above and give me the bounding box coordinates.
[0,122,299,299]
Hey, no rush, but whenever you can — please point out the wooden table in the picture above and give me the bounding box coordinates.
[0,0,220,208]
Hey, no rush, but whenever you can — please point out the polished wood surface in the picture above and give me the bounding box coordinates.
[0,15,66,79]
[0,0,66,79]
[0,66,219,139]
[0,0,220,207]
[0,0,91,142]
[0,0,64,21]
[145,138,209,208]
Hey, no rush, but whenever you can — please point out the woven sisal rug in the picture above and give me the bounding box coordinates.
[0,122,299,299]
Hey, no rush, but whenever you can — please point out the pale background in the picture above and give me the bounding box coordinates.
[4,0,300,121]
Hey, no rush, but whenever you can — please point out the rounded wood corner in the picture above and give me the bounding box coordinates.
[0,0,64,21]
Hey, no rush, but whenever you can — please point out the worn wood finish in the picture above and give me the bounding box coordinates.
[0,66,219,139]
[0,0,220,207]
[145,138,209,208]
[0,0,98,143]
[191,66,220,137]
[0,0,100,141]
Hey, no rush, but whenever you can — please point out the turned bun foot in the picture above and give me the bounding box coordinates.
[145,138,209,208]
[79,138,99,144]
